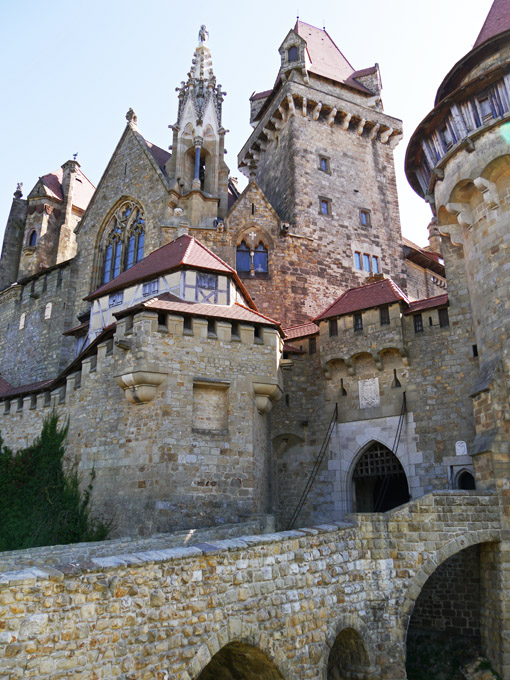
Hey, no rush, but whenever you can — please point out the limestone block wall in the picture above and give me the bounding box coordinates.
[0,309,282,537]
[405,259,447,301]
[0,491,502,680]
[0,261,76,385]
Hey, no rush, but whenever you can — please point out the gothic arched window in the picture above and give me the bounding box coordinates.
[236,241,251,272]
[253,242,268,274]
[101,201,145,285]
[28,230,37,247]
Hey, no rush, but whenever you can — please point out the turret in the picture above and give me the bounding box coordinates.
[165,26,229,226]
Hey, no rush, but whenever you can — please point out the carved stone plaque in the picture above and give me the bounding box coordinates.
[455,440,468,456]
[359,378,380,409]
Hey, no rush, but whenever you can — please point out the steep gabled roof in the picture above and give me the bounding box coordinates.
[315,278,409,321]
[145,141,171,173]
[39,167,95,212]
[474,0,510,48]
[86,234,256,308]
[294,20,373,93]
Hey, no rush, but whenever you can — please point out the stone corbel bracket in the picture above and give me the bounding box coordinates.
[115,370,167,404]
[253,382,283,415]
[473,177,499,210]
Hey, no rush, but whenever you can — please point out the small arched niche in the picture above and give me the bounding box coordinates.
[196,642,284,680]
[327,628,372,680]
[352,441,410,512]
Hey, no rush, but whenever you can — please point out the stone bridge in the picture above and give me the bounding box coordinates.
[0,490,505,679]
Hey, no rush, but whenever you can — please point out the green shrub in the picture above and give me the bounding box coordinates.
[0,412,109,551]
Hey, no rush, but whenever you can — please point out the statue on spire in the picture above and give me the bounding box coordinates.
[199,25,209,44]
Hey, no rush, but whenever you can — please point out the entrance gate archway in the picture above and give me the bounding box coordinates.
[352,442,409,512]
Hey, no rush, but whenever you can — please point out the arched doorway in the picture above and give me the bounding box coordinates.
[197,642,285,680]
[352,442,409,512]
[327,628,372,679]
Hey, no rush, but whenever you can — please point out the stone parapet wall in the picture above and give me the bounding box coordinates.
[0,518,270,574]
[0,491,501,679]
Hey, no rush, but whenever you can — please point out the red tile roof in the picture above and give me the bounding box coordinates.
[0,374,13,396]
[315,278,409,321]
[474,0,510,48]
[294,20,372,93]
[86,235,255,308]
[41,167,95,212]
[284,322,319,339]
[114,293,282,332]
[1,379,54,399]
[146,141,171,172]
[405,294,449,314]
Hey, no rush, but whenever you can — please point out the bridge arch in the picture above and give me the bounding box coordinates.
[190,620,292,680]
[400,527,500,628]
[400,528,501,678]
[319,613,377,680]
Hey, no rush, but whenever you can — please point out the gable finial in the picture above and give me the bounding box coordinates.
[126,108,138,128]
[73,153,78,161]
[14,182,23,199]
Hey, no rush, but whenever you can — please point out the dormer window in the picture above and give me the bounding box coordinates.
[288,45,298,62]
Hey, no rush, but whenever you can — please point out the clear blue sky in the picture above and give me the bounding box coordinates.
[0,0,493,248]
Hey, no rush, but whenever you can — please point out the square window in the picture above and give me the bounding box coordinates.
[360,210,371,226]
[380,306,390,326]
[414,314,423,333]
[142,280,159,297]
[320,198,331,216]
[319,156,330,173]
[354,313,363,332]
[438,308,449,327]
[109,291,124,308]
[363,254,370,272]
[329,319,338,337]
[354,252,362,270]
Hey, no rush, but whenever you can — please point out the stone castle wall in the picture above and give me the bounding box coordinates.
[0,262,77,385]
[0,308,282,538]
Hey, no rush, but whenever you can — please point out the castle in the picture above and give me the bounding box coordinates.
[1,3,510,678]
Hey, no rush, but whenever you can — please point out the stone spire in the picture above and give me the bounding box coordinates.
[174,25,226,129]
[474,0,510,48]
[165,26,230,224]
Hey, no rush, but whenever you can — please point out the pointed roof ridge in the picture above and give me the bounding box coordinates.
[474,0,510,48]
[314,277,410,321]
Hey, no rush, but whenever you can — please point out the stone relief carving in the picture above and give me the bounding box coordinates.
[359,378,380,409]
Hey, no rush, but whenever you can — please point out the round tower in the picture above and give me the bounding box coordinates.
[406,6,510,673]
[406,0,510,363]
